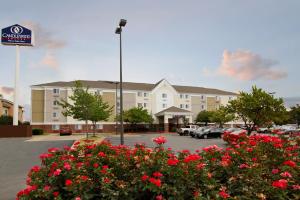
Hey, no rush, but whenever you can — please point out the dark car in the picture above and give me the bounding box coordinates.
[59,127,72,136]
[198,127,224,139]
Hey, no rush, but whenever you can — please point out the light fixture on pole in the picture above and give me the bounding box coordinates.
[115,19,127,145]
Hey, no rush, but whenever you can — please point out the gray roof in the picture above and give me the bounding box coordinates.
[155,106,191,116]
[32,80,237,95]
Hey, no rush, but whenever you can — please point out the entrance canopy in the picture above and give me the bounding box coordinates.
[155,106,192,117]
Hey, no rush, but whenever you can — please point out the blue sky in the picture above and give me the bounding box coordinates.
[1,0,300,109]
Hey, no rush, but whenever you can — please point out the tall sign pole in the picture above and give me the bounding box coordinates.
[1,24,33,125]
[13,45,20,125]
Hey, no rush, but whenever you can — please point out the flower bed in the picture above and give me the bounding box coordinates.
[17,135,299,199]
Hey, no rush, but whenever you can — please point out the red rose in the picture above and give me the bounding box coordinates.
[156,195,163,200]
[272,169,279,174]
[153,171,163,178]
[65,179,73,186]
[149,178,161,187]
[141,174,149,181]
[167,158,179,166]
[53,169,61,176]
[219,189,230,199]
[283,160,296,168]
[63,162,71,171]
[93,163,99,168]
[53,191,59,197]
[272,179,288,189]
[31,165,41,172]
[153,136,167,145]
[98,151,106,157]
[280,171,292,178]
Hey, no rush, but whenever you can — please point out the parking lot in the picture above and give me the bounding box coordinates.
[0,133,225,199]
[105,133,226,152]
[0,138,74,200]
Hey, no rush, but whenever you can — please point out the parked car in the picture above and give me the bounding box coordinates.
[60,127,72,136]
[195,127,224,139]
[190,127,206,138]
[257,127,270,133]
[177,125,199,136]
[230,129,247,135]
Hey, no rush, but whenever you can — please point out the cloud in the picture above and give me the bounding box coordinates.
[22,21,65,68]
[40,52,59,69]
[217,50,287,81]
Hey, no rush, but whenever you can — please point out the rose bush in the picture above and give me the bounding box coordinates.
[17,134,299,200]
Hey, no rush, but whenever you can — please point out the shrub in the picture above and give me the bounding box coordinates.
[0,115,13,125]
[32,129,44,135]
[17,134,300,200]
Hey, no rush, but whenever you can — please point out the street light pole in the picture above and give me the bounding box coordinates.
[115,19,127,145]
[115,82,118,135]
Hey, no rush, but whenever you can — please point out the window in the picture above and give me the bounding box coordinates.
[138,103,143,107]
[144,103,147,108]
[52,125,60,130]
[162,103,167,108]
[229,96,232,100]
[162,93,167,98]
[53,112,58,118]
[201,95,204,100]
[185,104,189,109]
[53,88,59,94]
[201,105,204,109]
[3,108,8,116]
[180,94,184,99]
[144,93,148,97]
[185,94,189,99]
[75,124,82,130]
[53,100,58,106]
[95,90,101,95]
[180,104,184,109]
[96,124,103,129]
[138,92,142,97]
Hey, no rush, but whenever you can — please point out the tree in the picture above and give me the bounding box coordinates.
[59,81,98,138]
[0,94,3,98]
[89,94,113,136]
[227,86,286,135]
[289,104,300,127]
[195,110,213,126]
[122,107,153,130]
[210,106,235,128]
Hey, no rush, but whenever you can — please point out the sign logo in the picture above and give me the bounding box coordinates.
[10,25,23,34]
[1,24,33,46]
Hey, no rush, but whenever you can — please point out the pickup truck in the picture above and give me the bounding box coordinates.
[177,125,199,136]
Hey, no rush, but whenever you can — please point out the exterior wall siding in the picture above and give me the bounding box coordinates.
[102,92,116,122]
[31,90,45,123]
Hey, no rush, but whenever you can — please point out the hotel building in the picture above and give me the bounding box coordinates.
[31,79,237,132]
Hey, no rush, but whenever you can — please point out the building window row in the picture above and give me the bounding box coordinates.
[180,104,189,109]
[180,94,189,99]
[138,92,148,97]
[138,103,148,108]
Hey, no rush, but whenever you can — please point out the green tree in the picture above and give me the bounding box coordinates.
[195,110,213,126]
[59,81,97,138]
[289,104,300,127]
[210,106,235,128]
[89,94,113,136]
[122,107,153,131]
[227,86,286,135]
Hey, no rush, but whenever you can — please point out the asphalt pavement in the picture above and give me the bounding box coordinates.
[105,133,226,152]
[0,138,74,200]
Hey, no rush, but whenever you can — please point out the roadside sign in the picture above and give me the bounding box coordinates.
[1,24,33,46]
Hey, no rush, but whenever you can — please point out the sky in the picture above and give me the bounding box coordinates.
[0,0,300,120]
